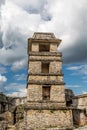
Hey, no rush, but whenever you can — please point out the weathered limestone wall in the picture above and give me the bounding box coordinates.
[27,84,65,103]
[28,75,63,82]
[25,109,73,130]
[73,96,87,109]
[29,61,62,74]
[0,111,14,125]
[79,111,86,126]
[50,61,62,73]
[32,43,39,52]
[14,105,25,123]
[0,121,8,130]
[50,85,65,102]
[29,61,41,73]
[50,43,58,52]
[73,109,87,126]
[73,95,87,126]
[27,85,42,101]
[0,104,1,113]
[29,55,61,61]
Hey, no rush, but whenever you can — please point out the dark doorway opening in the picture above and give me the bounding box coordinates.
[13,107,17,124]
[41,62,49,73]
[42,85,51,101]
[39,44,50,52]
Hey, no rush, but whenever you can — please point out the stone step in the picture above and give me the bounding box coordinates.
[7,125,16,130]
[74,125,87,130]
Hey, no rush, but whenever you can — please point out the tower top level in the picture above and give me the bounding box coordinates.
[29,32,61,42]
[28,32,62,53]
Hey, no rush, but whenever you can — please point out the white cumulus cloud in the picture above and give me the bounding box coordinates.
[0,74,7,92]
[0,0,87,68]
[7,88,27,97]
[0,74,7,82]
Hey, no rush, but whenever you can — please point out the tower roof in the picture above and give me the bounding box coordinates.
[33,32,56,39]
[28,32,62,45]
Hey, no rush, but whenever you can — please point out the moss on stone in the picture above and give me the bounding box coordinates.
[62,109,67,113]
[50,109,54,113]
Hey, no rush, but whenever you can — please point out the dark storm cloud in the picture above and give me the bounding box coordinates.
[61,2,87,64]
[41,10,52,21]
[24,3,45,14]
[63,39,87,64]
[63,34,87,64]
[0,0,5,6]
[0,26,27,66]
[0,0,41,67]
[0,0,5,48]
[0,32,3,48]
[4,27,27,49]
[16,0,47,14]
[27,0,52,21]
[13,0,52,21]
[3,28,27,64]
[29,1,52,21]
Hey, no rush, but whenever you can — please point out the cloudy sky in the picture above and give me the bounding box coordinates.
[0,0,87,97]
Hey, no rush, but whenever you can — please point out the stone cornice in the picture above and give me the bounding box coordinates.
[73,94,87,99]
[24,103,72,110]
[28,52,62,57]
[28,38,61,44]
[28,73,63,76]
[28,59,62,62]
[27,80,65,86]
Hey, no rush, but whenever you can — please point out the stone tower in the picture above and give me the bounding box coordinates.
[25,32,73,130]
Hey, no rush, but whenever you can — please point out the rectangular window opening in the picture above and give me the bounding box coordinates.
[39,44,50,52]
[42,85,51,101]
[41,62,49,73]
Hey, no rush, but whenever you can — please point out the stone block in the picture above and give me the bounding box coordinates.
[29,61,41,73]
[50,62,62,73]
[50,44,58,52]
[50,85,65,102]
[32,43,39,52]
[27,85,42,101]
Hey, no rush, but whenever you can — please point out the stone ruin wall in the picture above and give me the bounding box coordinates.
[73,95,87,126]
[25,109,73,130]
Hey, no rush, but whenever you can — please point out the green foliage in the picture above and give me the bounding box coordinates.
[50,109,54,113]
[38,109,42,113]
[62,109,67,113]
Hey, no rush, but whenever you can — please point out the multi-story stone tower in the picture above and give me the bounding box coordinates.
[25,33,73,130]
